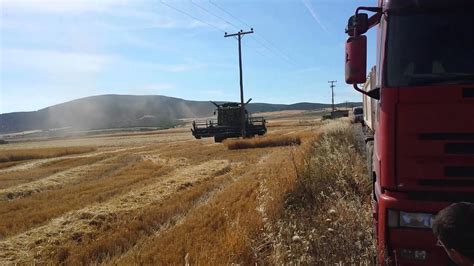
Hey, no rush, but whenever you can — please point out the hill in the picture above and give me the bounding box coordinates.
[0,95,360,134]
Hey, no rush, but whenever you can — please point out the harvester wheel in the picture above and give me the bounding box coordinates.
[214,136,225,143]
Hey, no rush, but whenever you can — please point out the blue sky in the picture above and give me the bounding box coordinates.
[0,0,376,113]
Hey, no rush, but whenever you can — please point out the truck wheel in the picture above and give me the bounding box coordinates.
[366,141,377,201]
[214,136,224,143]
[366,141,374,182]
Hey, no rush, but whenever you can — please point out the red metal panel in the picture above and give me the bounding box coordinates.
[395,85,474,192]
[377,88,399,190]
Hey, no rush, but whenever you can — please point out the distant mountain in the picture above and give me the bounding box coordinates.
[0,95,361,134]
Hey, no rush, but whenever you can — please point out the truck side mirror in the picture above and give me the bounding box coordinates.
[346,13,369,36]
[345,35,367,84]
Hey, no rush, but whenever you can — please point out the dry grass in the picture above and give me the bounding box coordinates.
[224,135,301,150]
[271,119,375,264]
[0,147,96,162]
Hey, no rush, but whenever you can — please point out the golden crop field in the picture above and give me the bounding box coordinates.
[0,111,373,264]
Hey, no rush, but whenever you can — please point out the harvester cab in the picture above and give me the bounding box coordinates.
[191,101,266,143]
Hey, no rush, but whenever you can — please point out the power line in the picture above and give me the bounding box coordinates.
[248,33,297,66]
[160,0,225,33]
[251,36,298,67]
[251,45,271,59]
[209,0,299,67]
[209,0,252,29]
[190,0,240,31]
[254,33,298,66]
[161,0,269,63]
[192,1,277,63]
[162,0,296,67]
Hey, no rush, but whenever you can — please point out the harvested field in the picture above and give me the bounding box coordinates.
[0,147,96,162]
[0,112,372,264]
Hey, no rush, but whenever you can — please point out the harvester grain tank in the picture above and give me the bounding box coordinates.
[345,0,474,264]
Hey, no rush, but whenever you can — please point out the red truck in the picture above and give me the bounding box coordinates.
[344,0,474,265]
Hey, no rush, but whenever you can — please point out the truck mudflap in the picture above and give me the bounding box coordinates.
[376,192,454,265]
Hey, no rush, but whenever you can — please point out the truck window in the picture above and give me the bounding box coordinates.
[386,8,474,87]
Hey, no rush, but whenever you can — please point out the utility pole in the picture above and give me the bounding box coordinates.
[225,29,254,138]
[328,80,337,112]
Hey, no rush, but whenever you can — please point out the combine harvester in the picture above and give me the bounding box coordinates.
[191,101,266,143]
[345,0,474,265]
[192,29,267,143]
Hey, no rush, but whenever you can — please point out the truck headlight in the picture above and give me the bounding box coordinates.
[388,210,435,229]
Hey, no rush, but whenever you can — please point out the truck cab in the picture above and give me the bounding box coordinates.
[345,0,474,264]
[351,106,364,124]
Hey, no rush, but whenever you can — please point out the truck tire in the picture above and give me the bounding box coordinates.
[366,141,377,202]
[366,141,374,182]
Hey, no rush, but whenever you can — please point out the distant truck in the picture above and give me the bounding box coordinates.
[350,106,363,124]
[191,101,266,142]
